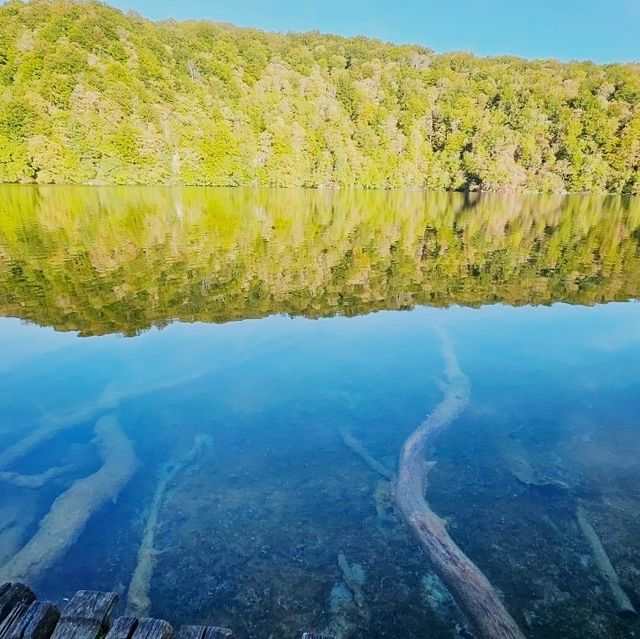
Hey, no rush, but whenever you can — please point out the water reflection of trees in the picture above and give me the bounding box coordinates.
[1,186,639,336]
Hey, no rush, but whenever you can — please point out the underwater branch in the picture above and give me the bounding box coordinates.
[0,415,136,584]
[125,434,211,617]
[394,330,525,639]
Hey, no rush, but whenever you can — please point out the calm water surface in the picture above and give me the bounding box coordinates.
[1,187,639,639]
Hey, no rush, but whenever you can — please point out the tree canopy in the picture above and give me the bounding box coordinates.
[0,0,639,192]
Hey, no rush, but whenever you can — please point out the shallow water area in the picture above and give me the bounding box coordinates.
[1,186,640,639]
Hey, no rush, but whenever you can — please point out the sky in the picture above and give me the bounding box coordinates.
[101,0,640,64]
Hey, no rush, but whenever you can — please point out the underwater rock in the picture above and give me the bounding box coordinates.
[576,505,637,617]
[500,436,570,491]
[421,572,456,621]
[327,582,356,638]
[325,554,369,638]
[125,434,211,617]
[0,414,136,584]
[337,553,366,610]
[394,328,525,639]
[422,572,477,637]
[373,480,394,524]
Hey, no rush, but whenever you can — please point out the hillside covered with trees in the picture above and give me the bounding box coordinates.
[0,0,639,192]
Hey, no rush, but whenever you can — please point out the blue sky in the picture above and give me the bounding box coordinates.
[102,0,639,63]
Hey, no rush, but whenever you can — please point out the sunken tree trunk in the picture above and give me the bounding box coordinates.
[394,330,525,639]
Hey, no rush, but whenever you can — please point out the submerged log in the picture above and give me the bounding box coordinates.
[339,426,394,480]
[125,436,210,617]
[394,330,525,639]
[0,468,71,489]
[576,505,637,617]
[0,370,206,471]
[0,338,287,473]
[0,417,136,584]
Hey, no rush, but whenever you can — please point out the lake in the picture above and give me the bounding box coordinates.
[1,186,639,639]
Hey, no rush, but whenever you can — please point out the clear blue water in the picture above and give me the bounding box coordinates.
[1,187,639,638]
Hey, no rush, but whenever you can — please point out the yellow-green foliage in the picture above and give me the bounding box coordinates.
[1,186,639,335]
[0,1,639,191]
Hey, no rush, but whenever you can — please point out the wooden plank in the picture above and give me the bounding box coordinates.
[105,618,138,639]
[0,585,36,624]
[0,603,28,639]
[178,626,232,639]
[4,602,60,639]
[202,628,232,639]
[50,591,118,639]
[131,619,174,639]
[177,627,203,639]
[301,634,335,639]
[57,591,118,625]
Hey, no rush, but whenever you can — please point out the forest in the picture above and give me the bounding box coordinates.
[0,0,639,192]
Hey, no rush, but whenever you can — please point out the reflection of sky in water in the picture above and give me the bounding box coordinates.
[1,301,639,638]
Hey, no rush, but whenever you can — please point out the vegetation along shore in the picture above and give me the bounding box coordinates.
[0,0,639,192]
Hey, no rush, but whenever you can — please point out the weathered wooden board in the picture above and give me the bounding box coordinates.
[0,585,36,624]
[58,591,118,625]
[105,617,138,639]
[202,627,232,639]
[0,602,28,639]
[0,586,279,639]
[131,618,174,639]
[177,626,232,639]
[50,591,118,639]
[176,627,202,639]
[3,601,59,639]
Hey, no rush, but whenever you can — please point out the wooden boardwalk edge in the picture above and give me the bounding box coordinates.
[0,584,334,639]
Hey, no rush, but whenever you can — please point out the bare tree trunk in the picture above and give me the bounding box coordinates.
[395,329,525,639]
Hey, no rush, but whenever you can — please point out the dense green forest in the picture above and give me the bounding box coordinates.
[0,0,639,191]
[1,186,639,335]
